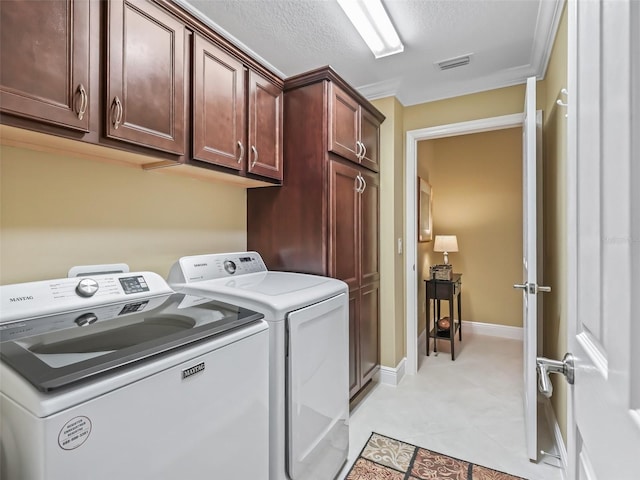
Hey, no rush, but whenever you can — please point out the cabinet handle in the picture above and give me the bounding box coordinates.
[355,141,362,159]
[237,141,244,164]
[250,145,258,168]
[112,96,123,130]
[361,142,367,160]
[354,175,363,193]
[75,84,88,120]
[360,174,367,193]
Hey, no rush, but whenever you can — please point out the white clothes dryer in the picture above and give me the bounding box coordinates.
[168,251,349,480]
[0,271,269,480]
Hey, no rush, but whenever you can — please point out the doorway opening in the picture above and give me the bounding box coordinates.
[404,113,524,375]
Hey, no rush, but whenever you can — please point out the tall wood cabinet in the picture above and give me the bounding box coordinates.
[247,66,384,399]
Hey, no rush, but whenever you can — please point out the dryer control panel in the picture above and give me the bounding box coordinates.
[168,252,268,284]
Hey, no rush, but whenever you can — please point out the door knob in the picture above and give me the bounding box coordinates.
[513,283,552,294]
[536,353,574,398]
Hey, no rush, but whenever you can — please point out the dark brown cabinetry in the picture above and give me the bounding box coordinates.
[329,160,380,396]
[106,0,186,155]
[247,67,384,399]
[192,32,245,170]
[246,71,283,181]
[0,0,283,185]
[329,83,380,172]
[0,0,91,131]
[192,34,283,181]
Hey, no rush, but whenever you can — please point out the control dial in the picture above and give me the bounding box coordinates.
[223,260,237,275]
[76,278,99,297]
[75,313,98,327]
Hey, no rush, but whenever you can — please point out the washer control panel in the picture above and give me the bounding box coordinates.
[0,272,172,324]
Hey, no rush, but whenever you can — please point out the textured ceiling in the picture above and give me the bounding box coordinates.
[176,0,564,106]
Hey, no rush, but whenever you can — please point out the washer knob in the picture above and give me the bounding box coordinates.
[76,278,99,297]
[75,313,98,327]
[223,260,237,275]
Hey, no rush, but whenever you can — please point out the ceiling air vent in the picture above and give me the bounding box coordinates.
[436,54,473,71]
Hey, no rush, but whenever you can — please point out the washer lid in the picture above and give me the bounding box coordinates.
[0,294,264,392]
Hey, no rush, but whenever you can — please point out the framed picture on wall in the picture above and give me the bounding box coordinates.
[418,177,432,242]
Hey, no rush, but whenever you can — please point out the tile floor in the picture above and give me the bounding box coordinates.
[339,333,564,480]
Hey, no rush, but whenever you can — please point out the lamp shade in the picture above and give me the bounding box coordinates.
[433,235,458,253]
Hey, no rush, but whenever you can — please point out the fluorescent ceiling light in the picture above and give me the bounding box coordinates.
[337,0,404,59]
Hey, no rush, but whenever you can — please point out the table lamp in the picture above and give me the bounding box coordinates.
[433,235,458,264]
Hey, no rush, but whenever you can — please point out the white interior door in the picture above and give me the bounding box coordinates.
[517,75,542,462]
[566,0,640,479]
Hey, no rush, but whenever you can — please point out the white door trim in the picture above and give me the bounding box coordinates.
[404,112,524,375]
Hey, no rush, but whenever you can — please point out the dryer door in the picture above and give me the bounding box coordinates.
[286,293,349,480]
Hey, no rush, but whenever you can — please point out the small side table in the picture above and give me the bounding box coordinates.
[425,273,462,360]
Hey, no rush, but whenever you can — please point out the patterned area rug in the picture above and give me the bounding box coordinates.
[345,432,527,480]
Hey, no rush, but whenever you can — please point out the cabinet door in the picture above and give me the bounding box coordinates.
[360,108,380,172]
[328,83,360,164]
[348,290,360,398]
[107,0,186,154]
[359,282,380,385]
[360,170,380,286]
[193,33,245,170]
[247,70,283,181]
[0,0,90,131]
[329,160,360,291]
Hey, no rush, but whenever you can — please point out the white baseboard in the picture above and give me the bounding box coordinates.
[462,320,523,340]
[379,357,407,386]
[542,397,568,478]
[418,328,427,356]
[417,321,523,345]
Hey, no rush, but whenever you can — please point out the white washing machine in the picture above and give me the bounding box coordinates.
[168,251,349,480]
[0,271,269,480]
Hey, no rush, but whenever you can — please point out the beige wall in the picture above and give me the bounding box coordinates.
[0,146,247,284]
[404,84,532,133]
[540,5,568,443]
[418,129,523,331]
[371,96,406,367]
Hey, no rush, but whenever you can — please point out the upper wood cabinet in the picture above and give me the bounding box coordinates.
[0,0,90,131]
[106,0,186,155]
[192,34,282,181]
[247,71,283,181]
[329,83,380,172]
[0,0,283,185]
[192,32,245,171]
